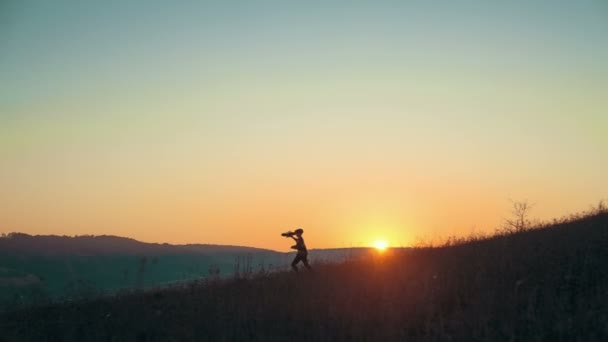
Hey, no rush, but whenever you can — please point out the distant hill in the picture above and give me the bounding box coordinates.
[0,233,288,303]
[0,233,273,256]
[0,233,380,305]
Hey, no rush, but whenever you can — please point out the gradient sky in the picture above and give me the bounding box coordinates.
[1,1,607,251]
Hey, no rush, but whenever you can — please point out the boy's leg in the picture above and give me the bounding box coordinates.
[302,254,312,271]
[291,254,302,272]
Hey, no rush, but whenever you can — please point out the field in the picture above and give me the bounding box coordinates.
[1,211,607,341]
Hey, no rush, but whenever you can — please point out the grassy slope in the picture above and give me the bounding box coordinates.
[1,212,607,341]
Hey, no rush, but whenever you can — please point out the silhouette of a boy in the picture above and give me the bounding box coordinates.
[289,228,312,272]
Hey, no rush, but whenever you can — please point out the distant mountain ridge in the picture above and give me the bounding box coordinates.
[0,233,396,305]
[0,233,274,256]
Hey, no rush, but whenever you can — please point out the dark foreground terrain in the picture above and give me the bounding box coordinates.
[1,211,607,341]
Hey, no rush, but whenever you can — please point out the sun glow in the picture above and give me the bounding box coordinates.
[373,240,388,251]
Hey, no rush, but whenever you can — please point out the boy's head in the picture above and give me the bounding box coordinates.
[294,228,304,236]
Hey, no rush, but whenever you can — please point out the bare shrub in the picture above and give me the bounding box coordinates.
[502,199,535,233]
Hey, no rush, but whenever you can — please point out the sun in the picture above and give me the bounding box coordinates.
[373,240,388,251]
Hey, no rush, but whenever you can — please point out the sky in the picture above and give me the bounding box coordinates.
[1,1,607,251]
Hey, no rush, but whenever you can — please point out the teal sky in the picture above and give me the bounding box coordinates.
[1,1,607,249]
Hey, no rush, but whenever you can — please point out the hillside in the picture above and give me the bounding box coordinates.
[0,234,289,305]
[0,234,376,306]
[1,212,607,341]
[0,233,270,256]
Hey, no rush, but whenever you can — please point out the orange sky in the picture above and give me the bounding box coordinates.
[1,1,607,251]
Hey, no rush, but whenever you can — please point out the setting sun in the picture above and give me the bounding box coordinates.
[374,240,388,251]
